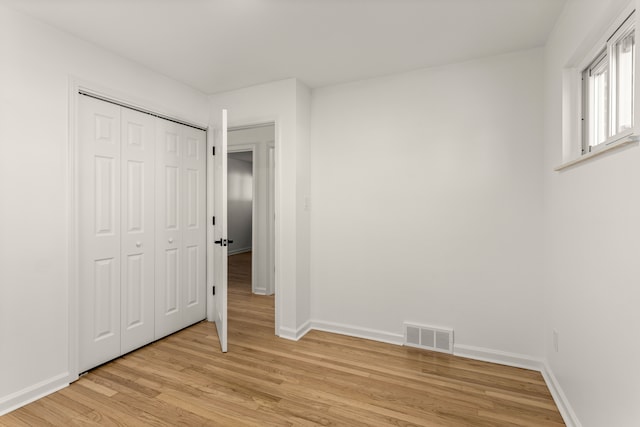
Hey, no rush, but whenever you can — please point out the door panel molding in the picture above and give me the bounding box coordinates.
[71,79,210,379]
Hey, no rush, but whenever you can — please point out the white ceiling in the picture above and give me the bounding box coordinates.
[3,0,566,94]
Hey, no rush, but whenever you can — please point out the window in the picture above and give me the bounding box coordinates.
[582,11,636,154]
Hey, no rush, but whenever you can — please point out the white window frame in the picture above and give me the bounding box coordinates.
[557,4,639,171]
[582,48,610,151]
[581,9,636,155]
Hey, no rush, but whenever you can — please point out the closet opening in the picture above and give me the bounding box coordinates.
[74,90,209,374]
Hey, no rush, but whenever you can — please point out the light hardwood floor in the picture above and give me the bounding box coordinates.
[1,251,564,426]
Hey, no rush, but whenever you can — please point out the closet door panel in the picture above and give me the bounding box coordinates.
[181,127,207,326]
[155,119,183,339]
[79,97,207,371]
[120,108,156,354]
[78,96,122,372]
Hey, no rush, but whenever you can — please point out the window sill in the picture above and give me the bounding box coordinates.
[554,136,639,171]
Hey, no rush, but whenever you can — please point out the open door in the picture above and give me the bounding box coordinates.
[214,109,228,352]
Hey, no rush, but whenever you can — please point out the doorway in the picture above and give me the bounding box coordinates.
[227,124,275,299]
[227,150,254,294]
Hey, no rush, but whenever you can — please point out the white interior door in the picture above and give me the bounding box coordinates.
[214,110,228,352]
[78,95,122,372]
[154,118,183,339]
[120,107,156,354]
[181,126,207,326]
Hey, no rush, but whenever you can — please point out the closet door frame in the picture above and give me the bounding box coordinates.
[68,79,211,381]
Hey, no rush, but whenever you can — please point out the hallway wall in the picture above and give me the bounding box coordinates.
[227,153,253,255]
[228,125,276,295]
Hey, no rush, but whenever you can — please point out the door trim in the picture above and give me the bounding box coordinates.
[67,77,210,381]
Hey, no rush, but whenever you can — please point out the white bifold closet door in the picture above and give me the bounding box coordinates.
[154,119,207,339]
[120,107,156,354]
[78,95,206,373]
[79,96,124,372]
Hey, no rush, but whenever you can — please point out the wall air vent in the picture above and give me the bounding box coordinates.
[403,323,453,354]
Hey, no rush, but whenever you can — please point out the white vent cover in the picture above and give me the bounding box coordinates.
[403,323,453,354]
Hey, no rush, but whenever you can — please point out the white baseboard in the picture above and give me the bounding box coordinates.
[309,320,404,345]
[291,320,577,427]
[252,288,268,295]
[0,372,69,416]
[453,344,543,371]
[0,326,579,427]
[228,247,251,256]
[541,361,582,427]
[453,344,578,427]
[278,320,311,341]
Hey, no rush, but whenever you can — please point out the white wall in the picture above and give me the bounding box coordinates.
[295,81,312,329]
[0,4,209,413]
[209,79,311,338]
[310,49,545,358]
[543,0,640,425]
[227,154,253,254]
[8,1,638,423]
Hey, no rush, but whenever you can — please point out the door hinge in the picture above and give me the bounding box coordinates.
[212,146,216,156]
[212,216,215,226]
[212,286,216,296]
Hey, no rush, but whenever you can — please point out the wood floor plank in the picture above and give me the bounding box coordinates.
[1,252,564,426]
